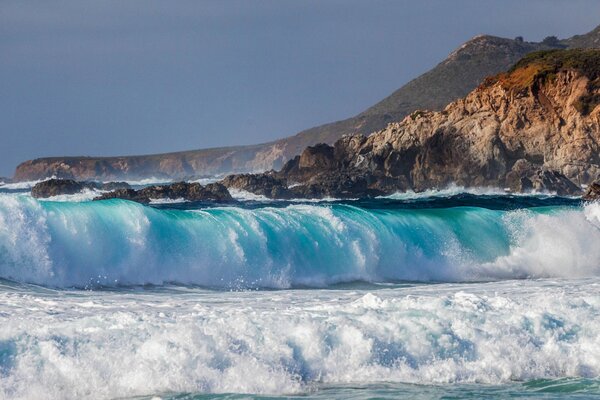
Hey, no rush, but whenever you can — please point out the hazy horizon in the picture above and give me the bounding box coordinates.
[2,0,600,177]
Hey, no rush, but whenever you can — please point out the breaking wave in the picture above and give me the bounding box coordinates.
[0,195,599,288]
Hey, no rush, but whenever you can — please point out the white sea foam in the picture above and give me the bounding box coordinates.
[148,197,189,204]
[111,177,174,186]
[0,279,598,399]
[0,176,57,190]
[38,188,105,202]
[227,188,271,202]
[188,177,220,185]
[379,184,562,200]
[119,176,220,186]
[227,188,346,203]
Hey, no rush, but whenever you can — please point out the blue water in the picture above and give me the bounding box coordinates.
[0,189,599,399]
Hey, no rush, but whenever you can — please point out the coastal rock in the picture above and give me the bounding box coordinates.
[220,50,600,199]
[31,179,87,198]
[583,182,600,200]
[95,182,234,203]
[100,181,131,191]
[220,173,295,199]
[30,179,131,198]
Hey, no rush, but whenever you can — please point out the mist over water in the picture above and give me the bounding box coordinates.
[0,190,599,399]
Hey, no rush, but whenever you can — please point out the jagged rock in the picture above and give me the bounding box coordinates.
[298,143,336,170]
[94,182,234,203]
[529,170,582,196]
[583,182,600,200]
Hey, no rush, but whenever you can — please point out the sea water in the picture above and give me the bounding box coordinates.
[0,187,599,399]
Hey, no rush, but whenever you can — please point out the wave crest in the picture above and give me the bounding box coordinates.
[0,195,599,287]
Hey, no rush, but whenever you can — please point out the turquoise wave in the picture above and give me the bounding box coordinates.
[0,195,599,288]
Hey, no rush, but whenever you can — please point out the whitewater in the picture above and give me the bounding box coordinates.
[0,188,599,399]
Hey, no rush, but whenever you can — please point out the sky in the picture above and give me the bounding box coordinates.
[1,1,600,177]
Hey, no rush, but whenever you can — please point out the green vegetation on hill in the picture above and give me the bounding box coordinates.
[510,48,600,79]
[485,49,600,115]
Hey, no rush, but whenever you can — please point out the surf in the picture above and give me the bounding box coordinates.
[0,194,599,288]
[1,279,599,399]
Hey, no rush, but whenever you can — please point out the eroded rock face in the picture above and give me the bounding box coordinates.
[95,182,234,204]
[221,51,600,199]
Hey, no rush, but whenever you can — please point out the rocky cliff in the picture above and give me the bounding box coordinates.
[13,26,600,181]
[224,49,600,197]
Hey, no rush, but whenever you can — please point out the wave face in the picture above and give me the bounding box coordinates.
[0,194,599,288]
[1,280,599,398]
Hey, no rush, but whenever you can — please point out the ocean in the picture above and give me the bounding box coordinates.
[0,184,599,399]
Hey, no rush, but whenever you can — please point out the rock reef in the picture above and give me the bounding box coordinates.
[31,179,130,198]
[95,182,233,204]
[30,179,233,204]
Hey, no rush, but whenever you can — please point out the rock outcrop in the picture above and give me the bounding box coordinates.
[222,49,600,198]
[16,26,600,182]
[583,182,600,201]
[31,179,130,198]
[220,173,295,199]
[95,182,234,204]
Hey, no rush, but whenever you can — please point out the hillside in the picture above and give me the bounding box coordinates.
[14,26,600,181]
[222,49,600,198]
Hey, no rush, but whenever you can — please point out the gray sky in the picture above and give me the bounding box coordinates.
[1,0,599,177]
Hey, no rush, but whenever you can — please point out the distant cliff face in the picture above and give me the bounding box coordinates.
[13,26,600,181]
[266,50,600,196]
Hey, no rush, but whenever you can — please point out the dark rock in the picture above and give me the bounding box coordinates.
[530,169,582,196]
[583,182,600,200]
[30,179,133,198]
[31,179,89,198]
[298,143,336,170]
[505,161,581,195]
[100,181,131,191]
[94,182,234,203]
[221,173,295,199]
[94,188,141,202]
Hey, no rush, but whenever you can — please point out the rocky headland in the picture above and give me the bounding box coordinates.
[14,26,600,182]
[29,49,600,202]
[221,49,600,198]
